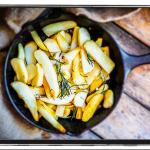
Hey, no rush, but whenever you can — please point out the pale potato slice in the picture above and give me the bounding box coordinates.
[84,40,115,73]
[26,64,36,84]
[59,30,66,37]
[11,81,38,121]
[24,41,37,65]
[34,50,59,97]
[80,48,94,74]
[103,90,114,108]
[70,26,79,49]
[29,86,45,98]
[37,101,66,133]
[18,43,25,61]
[72,54,86,85]
[42,20,77,37]
[73,90,88,107]
[31,63,44,87]
[56,33,69,52]
[65,32,71,44]
[39,94,75,105]
[44,38,61,53]
[56,106,65,117]
[78,27,91,46]
[11,58,28,83]
[30,30,48,51]
[85,63,101,85]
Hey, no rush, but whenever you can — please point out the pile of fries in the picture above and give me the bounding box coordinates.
[11,20,115,133]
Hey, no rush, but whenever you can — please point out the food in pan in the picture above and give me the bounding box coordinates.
[11,20,115,133]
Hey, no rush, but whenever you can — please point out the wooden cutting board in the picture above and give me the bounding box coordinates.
[0,8,150,140]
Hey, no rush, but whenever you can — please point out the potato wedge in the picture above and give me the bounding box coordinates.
[70,27,79,49]
[34,50,59,97]
[43,76,52,98]
[11,58,28,83]
[96,38,103,47]
[80,48,94,74]
[76,107,82,120]
[72,54,86,85]
[86,84,109,103]
[44,38,61,53]
[85,63,101,85]
[39,94,75,105]
[90,76,103,92]
[84,40,115,73]
[100,69,110,81]
[11,81,38,121]
[56,33,69,52]
[56,106,65,117]
[61,48,80,80]
[37,101,66,133]
[26,64,36,84]
[73,90,88,107]
[78,27,91,46]
[42,20,77,37]
[37,100,58,120]
[31,63,44,87]
[24,41,37,65]
[82,93,103,122]
[103,90,114,108]
[30,30,48,51]
[65,32,71,44]
[29,86,45,98]
[47,104,57,111]
[102,46,110,57]
[18,43,25,61]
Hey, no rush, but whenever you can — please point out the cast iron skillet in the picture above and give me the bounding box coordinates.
[4,8,150,135]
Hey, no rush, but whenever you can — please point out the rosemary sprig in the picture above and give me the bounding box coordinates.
[87,53,94,66]
[99,70,108,94]
[55,60,72,98]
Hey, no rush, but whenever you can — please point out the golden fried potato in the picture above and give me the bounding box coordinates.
[103,90,114,108]
[24,41,37,65]
[82,93,103,122]
[31,63,43,87]
[70,26,79,49]
[18,43,25,61]
[34,50,59,97]
[37,101,66,133]
[11,58,28,83]
[30,31,48,51]
[42,20,77,37]
[11,81,38,121]
[84,40,115,73]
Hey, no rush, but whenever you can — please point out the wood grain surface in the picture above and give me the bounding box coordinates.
[116,8,150,47]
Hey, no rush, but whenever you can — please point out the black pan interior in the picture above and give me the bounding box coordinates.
[4,8,124,135]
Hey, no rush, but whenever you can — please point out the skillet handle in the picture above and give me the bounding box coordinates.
[120,49,150,79]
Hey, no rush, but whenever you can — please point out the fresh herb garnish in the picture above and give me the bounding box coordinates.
[87,53,94,66]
